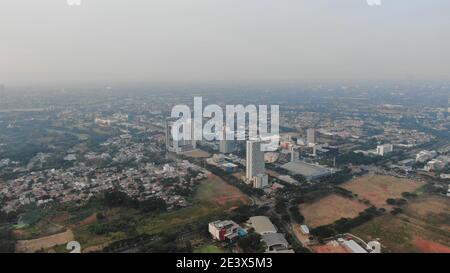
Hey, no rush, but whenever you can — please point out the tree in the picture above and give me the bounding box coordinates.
[140,197,167,213]
[238,233,266,253]
[310,226,335,238]
[0,227,15,253]
[103,190,138,208]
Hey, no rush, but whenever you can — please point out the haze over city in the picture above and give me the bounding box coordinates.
[1,0,450,86]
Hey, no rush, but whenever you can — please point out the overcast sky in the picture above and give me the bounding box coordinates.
[1,0,449,86]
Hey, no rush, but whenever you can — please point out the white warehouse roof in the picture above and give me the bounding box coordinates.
[249,216,277,235]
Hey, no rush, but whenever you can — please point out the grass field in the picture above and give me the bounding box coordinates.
[194,244,225,253]
[179,149,211,158]
[136,173,250,234]
[74,173,250,249]
[342,175,424,209]
[300,194,369,228]
[352,195,450,253]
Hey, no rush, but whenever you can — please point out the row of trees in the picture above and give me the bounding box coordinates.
[103,190,167,214]
[310,206,384,239]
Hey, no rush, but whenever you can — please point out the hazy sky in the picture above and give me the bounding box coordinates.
[1,0,450,85]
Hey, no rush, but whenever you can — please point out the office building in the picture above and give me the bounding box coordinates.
[165,117,196,153]
[246,140,266,187]
[307,128,315,146]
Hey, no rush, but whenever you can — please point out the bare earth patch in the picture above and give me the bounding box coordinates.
[15,230,74,253]
[311,242,350,253]
[412,237,450,253]
[342,175,424,208]
[300,194,369,228]
[198,173,250,207]
[179,149,210,158]
[352,194,450,253]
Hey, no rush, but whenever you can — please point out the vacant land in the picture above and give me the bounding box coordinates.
[74,174,250,250]
[311,242,350,253]
[194,244,225,253]
[300,194,369,228]
[404,195,450,229]
[342,175,424,208]
[15,229,74,253]
[352,195,450,253]
[180,149,211,158]
[197,173,250,207]
[136,174,250,235]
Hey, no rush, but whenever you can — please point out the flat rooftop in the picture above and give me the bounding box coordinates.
[281,161,332,179]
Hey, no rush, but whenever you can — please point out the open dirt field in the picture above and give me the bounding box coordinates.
[15,230,74,253]
[342,175,424,208]
[196,173,250,207]
[352,195,450,253]
[311,241,350,253]
[180,149,211,158]
[300,194,369,228]
[412,237,450,253]
[69,213,98,229]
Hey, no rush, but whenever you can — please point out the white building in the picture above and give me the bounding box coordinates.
[246,140,267,188]
[253,173,269,189]
[249,216,277,235]
[208,220,242,241]
[165,117,196,153]
[416,150,437,163]
[306,128,315,146]
[376,144,393,156]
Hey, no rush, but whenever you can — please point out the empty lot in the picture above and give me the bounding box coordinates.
[16,230,74,253]
[300,194,369,228]
[342,175,424,208]
[352,195,450,253]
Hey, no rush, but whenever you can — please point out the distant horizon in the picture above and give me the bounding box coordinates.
[2,79,450,91]
[1,0,450,86]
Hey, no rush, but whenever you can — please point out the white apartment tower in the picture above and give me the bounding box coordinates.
[376,144,393,156]
[165,117,196,153]
[307,128,315,146]
[246,140,267,188]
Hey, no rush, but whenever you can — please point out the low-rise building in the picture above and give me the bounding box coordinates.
[209,220,247,242]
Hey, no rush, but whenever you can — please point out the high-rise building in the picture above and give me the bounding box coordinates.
[219,126,235,154]
[246,140,266,188]
[290,146,299,162]
[219,140,235,154]
[165,117,196,153]
[253,173,268,189]
[307,128,315,146]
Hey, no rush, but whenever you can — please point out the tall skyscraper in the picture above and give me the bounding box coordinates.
[246,140,267,188]
[307,128,315,146]
[165,117,196,153]
[219,125,235,154]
